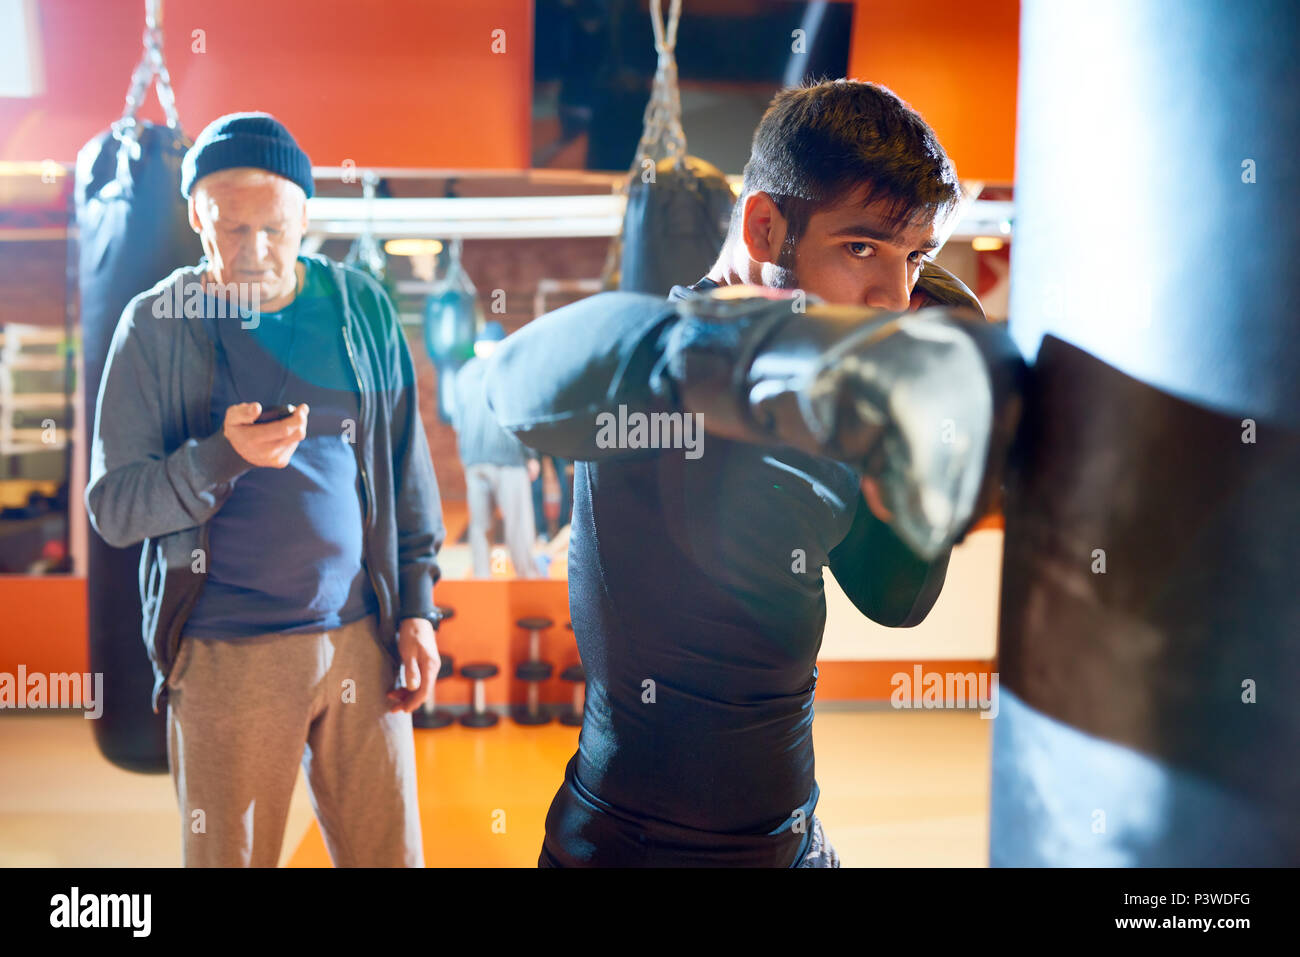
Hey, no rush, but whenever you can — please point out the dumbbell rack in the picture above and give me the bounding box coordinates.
[411,612,586,730]
[512,616,554,726]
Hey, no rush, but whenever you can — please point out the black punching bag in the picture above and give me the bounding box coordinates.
[614,1,735,297]
[618,155,735,297]
[992,0,1300,863]
[76,122,202,773]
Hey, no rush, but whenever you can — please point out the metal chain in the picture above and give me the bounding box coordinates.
[346,170,386,278]
[603,0,687,287]
[630,0,687,172]
[114,1,181,144]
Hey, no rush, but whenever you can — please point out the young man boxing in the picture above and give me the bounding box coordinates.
[486,80,1022,867]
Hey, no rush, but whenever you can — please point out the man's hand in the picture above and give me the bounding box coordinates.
[388,617,440,713]
[223,402,309,468]
[527,458,541,482]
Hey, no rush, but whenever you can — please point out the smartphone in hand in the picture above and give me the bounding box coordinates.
[254,403,298,424]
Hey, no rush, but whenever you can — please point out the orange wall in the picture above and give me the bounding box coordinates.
[3,1,1019,181]
[0,576,88,676]
[0,0,1013,180]
[849,0,1019,182]
[0,0,533,166]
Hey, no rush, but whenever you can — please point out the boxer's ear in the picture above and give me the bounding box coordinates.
[739,191,787,267]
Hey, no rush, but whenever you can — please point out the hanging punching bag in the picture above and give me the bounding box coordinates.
[611,0,734,297]
[423,239,481,424]
[619,155,735,297]
[991,0,1300,864]
[76,118,201,772]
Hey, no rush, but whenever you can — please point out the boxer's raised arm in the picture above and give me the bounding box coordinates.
[483,292,683,461]
[485,284,1024,559]
[828,496,952,627]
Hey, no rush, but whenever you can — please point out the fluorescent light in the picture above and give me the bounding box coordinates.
[384,238,443,256]
[972,237,1005,251]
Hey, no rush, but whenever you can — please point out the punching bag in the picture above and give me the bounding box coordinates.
[610,0,734,296]
[422,239,481,424]
[76,120,201,772]
[619,155,735,297]
[992,0,1300,864]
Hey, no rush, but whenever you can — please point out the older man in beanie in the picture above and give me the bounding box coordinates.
[86,112,445,867]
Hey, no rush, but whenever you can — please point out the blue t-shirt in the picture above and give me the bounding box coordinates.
[184,258,378,638]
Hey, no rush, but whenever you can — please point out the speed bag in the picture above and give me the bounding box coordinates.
[618,155,735,297]
[423,289,479,424]
[76,121,202,773]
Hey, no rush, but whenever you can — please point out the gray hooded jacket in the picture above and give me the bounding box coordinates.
[85,254,444,712]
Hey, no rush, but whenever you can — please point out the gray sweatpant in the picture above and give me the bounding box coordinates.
[165,614,423,867]
[465,462,540,578]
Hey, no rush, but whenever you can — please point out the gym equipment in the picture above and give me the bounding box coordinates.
[412,654,456,730]
[458,662,500,729]
[559,664,586,727]
[342,171,390,286]
[607,0,734,297]
[414,604,456,729]
[75,0,200,773]
[510,616,555,726]
[511,660,554,726]
[422,237,481,423]
[619,155,735,298]
[991,0,1300,865]
[516,615,554,663]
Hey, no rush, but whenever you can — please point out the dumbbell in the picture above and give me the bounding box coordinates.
[412,653,456,729]
[560,664,585,726]
[516,616,554,663]
[412,604,457,729]
[512,660,554,726]
[458,662,499,728]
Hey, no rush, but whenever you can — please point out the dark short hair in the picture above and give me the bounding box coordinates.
[730,79,962,247]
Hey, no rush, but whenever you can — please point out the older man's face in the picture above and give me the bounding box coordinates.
[189,168,308,308]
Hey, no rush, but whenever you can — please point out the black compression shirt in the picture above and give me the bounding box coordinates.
[538,278,948,867]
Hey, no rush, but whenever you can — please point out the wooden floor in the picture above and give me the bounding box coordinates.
[0,707,991,867]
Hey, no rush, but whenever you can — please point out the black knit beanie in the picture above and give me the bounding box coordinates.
[181,112,314,199]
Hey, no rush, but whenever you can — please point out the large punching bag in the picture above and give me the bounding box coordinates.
[611,0,734,296]
[619,155,735,297]
[992,0,1300,864]
[76,15,201,771]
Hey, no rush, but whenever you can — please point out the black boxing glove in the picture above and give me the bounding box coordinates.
[657,276,1023,559]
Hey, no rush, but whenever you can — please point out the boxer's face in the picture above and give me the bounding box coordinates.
[189,168,308,308]
[742,184,943,310]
